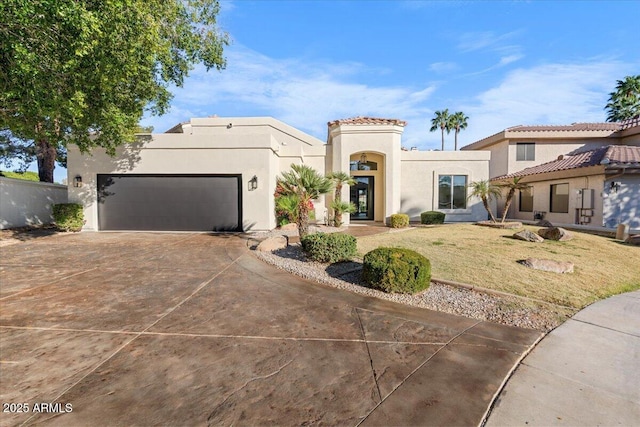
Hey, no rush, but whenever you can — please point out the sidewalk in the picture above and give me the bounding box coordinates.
[485,290,640,426]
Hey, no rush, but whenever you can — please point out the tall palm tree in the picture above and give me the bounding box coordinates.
[327,171,356,227]
[278,164,332,238]
[605,75,640,122]
[429,109,451,151]
[498,177,530,223]
[467,180,501,223]
[450,111,469,151]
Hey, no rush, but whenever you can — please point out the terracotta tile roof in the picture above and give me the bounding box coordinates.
[328,116,407,127]
[506,123,621,132]
[494,145,640,179]
[619,115,640,130]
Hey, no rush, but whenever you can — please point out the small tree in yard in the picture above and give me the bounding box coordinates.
[468,180,501,223]
[327,171,356,226]
[277,164,332,238]
[498,177,530,223]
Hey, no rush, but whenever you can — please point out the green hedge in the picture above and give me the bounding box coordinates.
[301,232,357,263]
[52,203,84,232]
[420,211,445,224]
[390,213,409,228]
[362,247,431,294]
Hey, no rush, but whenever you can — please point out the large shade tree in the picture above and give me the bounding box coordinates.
[429,109,451,151]
[277,164,332,238]
[0,0,229,182]
[605,75,640,122]
[449,111,469,151]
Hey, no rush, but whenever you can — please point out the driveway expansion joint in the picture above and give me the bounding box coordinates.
[355,307,383,403]
[571,318,640,338]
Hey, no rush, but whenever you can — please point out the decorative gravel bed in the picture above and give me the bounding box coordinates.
[251,229,574,332]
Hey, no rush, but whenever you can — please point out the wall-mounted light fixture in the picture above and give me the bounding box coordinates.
[74,175,83,188]
[249,175,258,191]
[360,153,368,164]
[227,123,233,129]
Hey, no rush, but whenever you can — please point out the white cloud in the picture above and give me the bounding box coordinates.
[142,45,437,143]
[457,60,632,147]
[457,30,522,52]
[429,62,459,73]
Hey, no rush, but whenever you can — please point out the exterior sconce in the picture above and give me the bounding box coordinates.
[227,123,233,129]
[360,153,368,164]
[74,175,83,188]
[249,175,258,191]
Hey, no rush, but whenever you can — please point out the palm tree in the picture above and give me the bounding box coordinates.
[429,109,451,151]
[467,180,501,223]
[327,171,356,226]
[605,75,640,122]
[277,164,333,238]
[498,177,530,223]
[450,111,469,151]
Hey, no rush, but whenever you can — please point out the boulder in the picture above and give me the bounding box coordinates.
[519,258,574,274]
[538,227,573,241]
[513,230,544,243]
[625,234,640,246]
[280,223,298,231]
[536,219,553,227]
[256,236,288,252]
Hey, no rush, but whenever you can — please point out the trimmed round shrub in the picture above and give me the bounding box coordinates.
[52,203,84,232]
[301,232,357,263]
[420,211,445,224]
[390,213,409,228]
[362,247,431,294]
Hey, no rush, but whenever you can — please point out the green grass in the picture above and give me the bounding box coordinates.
[357,224,640,308]
[0,170,39,181]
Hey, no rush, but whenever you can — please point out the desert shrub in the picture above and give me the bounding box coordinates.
[390,213,409,228]
[301,232,356,263]
[420,211,445,224]
[362,247,431,294]
[52,203,84,232]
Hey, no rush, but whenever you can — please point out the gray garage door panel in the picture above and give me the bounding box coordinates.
[97,175,242,231]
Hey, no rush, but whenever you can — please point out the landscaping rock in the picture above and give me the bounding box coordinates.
[256,236,288,252]
[538,227,573,241]
[475,221,522,229]
[519,258,574,274]
[513,230,544,243]
[625,234,640,246]
[536,220,553,227]
[280,223,298,231]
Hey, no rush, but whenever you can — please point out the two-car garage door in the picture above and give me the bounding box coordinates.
[97,174,242,231]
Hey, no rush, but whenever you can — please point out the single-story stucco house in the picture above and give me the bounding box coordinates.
[67,116,491,231]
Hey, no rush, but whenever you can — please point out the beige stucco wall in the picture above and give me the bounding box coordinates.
[400,151,491,222]
[511,174,606,227]
[67,117,327,231]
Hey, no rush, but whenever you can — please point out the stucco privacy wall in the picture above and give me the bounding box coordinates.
[400,151,491,222]
[67,117,327,231]
[0,177,68,229]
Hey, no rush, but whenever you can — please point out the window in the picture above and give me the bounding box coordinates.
[516,143,535,161]
[519,187,533,212]
[550,183,569,213]
[349,160,377,171]
[438,175,467,209]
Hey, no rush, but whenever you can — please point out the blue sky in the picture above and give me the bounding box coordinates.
[43,1,640,182]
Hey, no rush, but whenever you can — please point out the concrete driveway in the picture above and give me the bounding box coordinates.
[0,232,541,426]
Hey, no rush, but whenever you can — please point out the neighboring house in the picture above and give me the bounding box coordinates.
[67,116,490,231]
[462,117,640,228]
[492,145,640,230]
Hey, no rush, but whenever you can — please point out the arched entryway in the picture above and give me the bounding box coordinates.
[349,152,384,221]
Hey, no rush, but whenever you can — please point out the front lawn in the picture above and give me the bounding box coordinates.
[357,224,639,308]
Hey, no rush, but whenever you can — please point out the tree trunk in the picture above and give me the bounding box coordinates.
[441,128,445,151]
[297,202,310,239]
[36,139,56,183]
[454,130,458,151]
[501,189,516,223]
[333,184,342,225]
[483,197,497,222]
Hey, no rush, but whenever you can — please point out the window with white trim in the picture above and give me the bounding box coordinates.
[438,175,467,209]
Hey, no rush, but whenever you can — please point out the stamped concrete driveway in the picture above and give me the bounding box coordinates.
[0,232,541,426]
